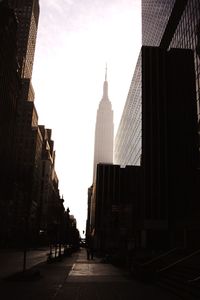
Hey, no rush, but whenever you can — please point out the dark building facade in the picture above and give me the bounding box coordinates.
[114,46,199,251]
[6,0,41,245]
[86,185,93,238]
[95,164,120,254]
[8,0,40,79]
[38,126,58,238]
[0,0,74,247]
[142,0,200,248]
[11,105,43,244]
[0,2,20,244]
[114,0,200,251]
[142,46,198,249]
[94,163,141,259]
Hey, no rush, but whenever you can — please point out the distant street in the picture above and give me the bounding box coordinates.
[0,248,181,300]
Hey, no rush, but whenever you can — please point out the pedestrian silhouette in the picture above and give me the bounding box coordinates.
[86,235,94,260]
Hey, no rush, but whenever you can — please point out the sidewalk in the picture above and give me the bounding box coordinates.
[0,248,181,300]
[0,247,49,278]
[56,249,181,300]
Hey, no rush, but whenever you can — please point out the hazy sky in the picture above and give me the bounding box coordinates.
[32,0,141,235]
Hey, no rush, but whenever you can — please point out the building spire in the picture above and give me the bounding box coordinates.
[105,63,107,81]
[103,64,108,99]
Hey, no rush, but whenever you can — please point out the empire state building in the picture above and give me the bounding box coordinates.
[93,68,114,181]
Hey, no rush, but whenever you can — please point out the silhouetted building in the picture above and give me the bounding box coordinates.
[95,164,120,254]
[120,166,142,250]
[86,185,93,238]
[142,46,198,249]
[94,163,141,259]
[0,0,43,245]
[8,0,40,78]
[11,108,43,244]
[0,0,66,247]
[8,0,39,109]
[39,126,60,240]
[114,0,200,252]
[0,1,20,245]
[6,0,42,245]
[115,46,198,251]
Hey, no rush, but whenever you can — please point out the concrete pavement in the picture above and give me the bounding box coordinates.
[0,248,181,299]
[0,247,51,278]
[55,249,181,300]
[0,246,67,279]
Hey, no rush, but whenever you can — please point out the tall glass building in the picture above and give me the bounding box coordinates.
[142,0,200,121]
[114,0,200,249]
[114,0,200,166]
[114,55,141,166]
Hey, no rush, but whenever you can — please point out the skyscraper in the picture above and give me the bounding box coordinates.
[115,0,200,166]
[141,0,200,248]
[0,1,19,168]
[0,1,20,245]
[114,54,141,166]
[8,0,40,79]
[142,0,200,123]
[0,0,63,246]
[8,0,39,106]
[3,0,41,244]
[87,69,114,237]
[93,68,114,181]
[114,0,200,249]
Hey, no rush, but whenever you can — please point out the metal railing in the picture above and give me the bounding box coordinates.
[158,248,200,273]
[141,247,178,266]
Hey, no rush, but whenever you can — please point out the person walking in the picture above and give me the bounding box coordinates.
[86,234,94,260]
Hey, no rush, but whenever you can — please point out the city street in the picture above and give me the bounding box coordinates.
[0,248,181,300]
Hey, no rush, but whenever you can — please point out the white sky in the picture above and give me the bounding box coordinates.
[32,0,141,236]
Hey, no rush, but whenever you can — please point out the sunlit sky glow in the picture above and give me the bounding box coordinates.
[32,0,141,235]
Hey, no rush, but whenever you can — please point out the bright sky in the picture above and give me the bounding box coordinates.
[32,0,141,236]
